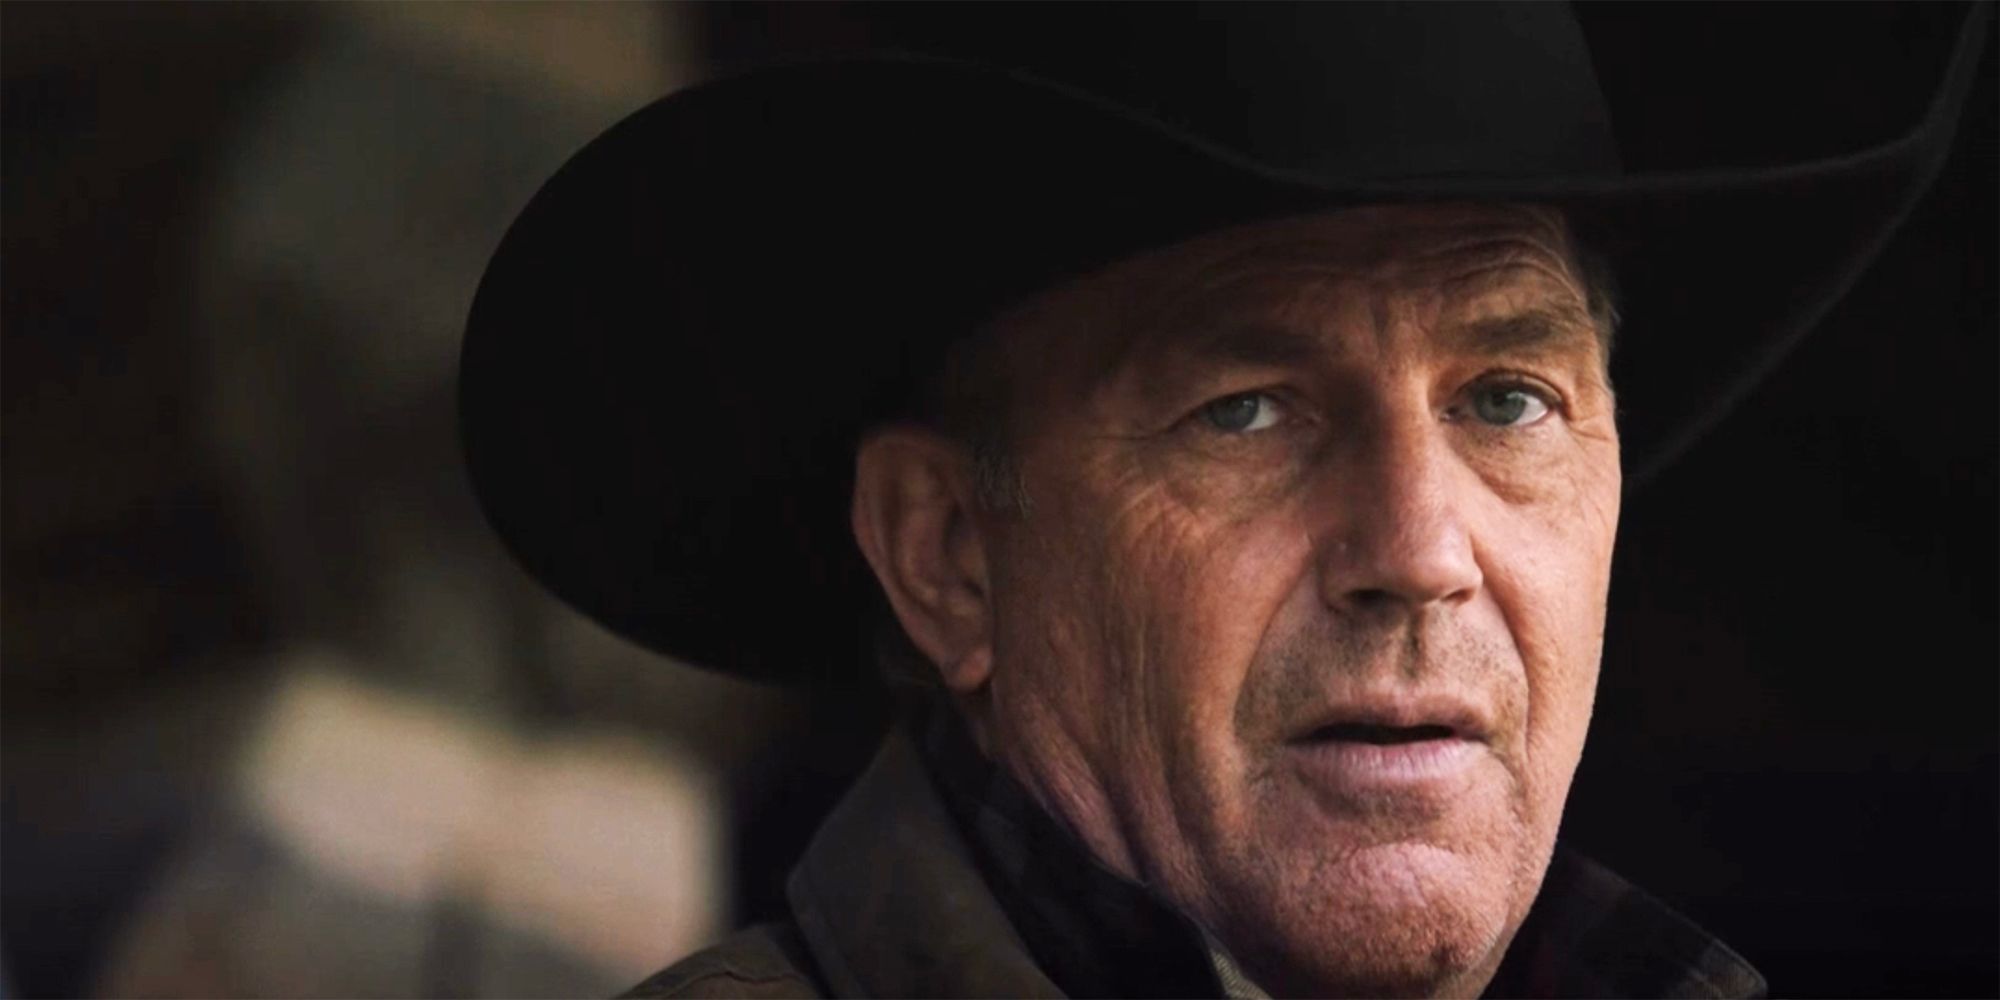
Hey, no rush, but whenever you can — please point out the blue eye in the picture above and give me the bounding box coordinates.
[1469,384,1551,427]
[1202,392,1283,433]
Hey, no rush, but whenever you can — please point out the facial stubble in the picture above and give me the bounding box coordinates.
[1208,613,1547,997]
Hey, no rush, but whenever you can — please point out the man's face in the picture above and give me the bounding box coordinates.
[975,204,1621,996]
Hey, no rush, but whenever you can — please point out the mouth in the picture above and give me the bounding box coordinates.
[1291,694,1491,747]
[1306,721,1462,745]
[1284,699,1491,796]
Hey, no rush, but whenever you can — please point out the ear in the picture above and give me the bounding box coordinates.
[850,427,997,694]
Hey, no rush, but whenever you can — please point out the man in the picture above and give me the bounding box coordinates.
[458,5,1988,996]
[840,201,1622,999]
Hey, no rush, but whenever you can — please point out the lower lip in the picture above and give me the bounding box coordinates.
[1286,737,1485,794]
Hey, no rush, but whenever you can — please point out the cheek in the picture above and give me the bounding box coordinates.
[1482,464,1619,817]
[1148,513,1317,745]
[1032,455,1315,761]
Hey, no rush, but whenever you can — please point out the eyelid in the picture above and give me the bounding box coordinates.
[1464,371,1567,416]
[1174,386,1298,434]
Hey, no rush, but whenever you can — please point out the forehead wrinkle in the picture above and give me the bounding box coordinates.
[1077,260,1358,395]
[1186,202,1567,273]
[1249,255,1591,370]
[1187,229,1584,338]
[1158,320,1331,372]
[1439,261,1592,321]
[1099,264,1445,390]
[1177,265,1391,371]
[1444,304,1600,363]
[1435,257,1603,365]
[1398,238,1585,298]
[1062,206,1590,396]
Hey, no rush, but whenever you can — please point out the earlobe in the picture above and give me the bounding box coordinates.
[851,427,997,694]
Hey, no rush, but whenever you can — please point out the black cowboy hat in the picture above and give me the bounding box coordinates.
[460,3,1989,685]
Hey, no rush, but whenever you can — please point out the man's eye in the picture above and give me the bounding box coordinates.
[1200,391,1284,433]
[1468,384,1553,427]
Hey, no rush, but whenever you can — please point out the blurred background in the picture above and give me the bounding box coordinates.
[3,3,1993,998]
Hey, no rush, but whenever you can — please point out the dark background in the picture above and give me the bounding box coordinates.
[5,3,1995,997]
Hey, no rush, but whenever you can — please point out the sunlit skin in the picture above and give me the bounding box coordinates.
[851,204,1622,998]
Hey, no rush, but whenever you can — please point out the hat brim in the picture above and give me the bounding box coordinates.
[461,21,1986,683]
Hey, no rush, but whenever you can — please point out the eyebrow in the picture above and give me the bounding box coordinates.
[1146,304,1601,370]
[1080,317,1323,395]
[1443,303,1603,362]
[1090,299,1607,397]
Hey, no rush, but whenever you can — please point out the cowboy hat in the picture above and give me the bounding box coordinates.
[459,3,1989,683]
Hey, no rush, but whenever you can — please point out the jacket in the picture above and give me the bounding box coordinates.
[625,728,1766,998]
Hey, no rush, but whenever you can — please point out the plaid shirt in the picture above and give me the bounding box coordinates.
[918,699,1766,999]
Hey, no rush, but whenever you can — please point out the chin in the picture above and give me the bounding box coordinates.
[1217,840,1525,999]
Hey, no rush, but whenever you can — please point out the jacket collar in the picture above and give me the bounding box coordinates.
[785,728,1063,998]
[786,723,1765,999]
[913,698,1254,997]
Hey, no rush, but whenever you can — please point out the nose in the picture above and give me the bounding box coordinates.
[1314,418,1482,617]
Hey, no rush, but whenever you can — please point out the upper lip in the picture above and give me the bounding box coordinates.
[1290,692,1493,744]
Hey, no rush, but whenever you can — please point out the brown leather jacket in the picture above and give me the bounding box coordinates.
[627,732,1063,998]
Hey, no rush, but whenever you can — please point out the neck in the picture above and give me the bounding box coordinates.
[962,686,1172,888]
[919,695,1254,997]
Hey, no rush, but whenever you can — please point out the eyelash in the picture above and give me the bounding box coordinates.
[1183,373,1566,435]
[1185,389,1296,436]
[1451,374,1566,427]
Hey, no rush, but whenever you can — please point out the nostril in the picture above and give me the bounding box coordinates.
[1332,575,1479,614]
[1346,587,1398,608]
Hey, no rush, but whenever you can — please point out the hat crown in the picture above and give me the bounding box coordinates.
[857,2,1622,181]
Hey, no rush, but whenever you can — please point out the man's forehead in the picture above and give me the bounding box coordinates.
[1156,203,1577,284]
[1039,203,1599,386]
